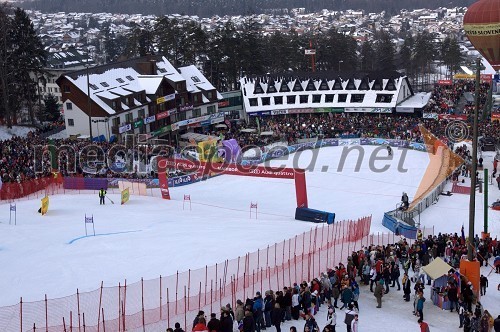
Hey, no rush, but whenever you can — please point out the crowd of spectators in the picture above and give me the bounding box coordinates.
[422,80,491,116]
[1,111,499,185]
[174,230,499,332]
[2,77,497,187]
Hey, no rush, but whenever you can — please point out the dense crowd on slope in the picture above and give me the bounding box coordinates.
[1,113,499,185]
[166,230,499,332]
[1,76,497,186]
[422,80,491,115]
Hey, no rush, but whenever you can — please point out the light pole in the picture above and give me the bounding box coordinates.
[467,57,481,261]
[338,60,343,72]
[86,55,93,142]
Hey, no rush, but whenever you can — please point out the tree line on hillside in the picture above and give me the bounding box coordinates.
[103,17,464,92]
[0,5,52,128]
[20,0,475,17]
[0,6,465,127]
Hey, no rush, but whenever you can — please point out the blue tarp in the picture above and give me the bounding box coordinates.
[382,213,417,239]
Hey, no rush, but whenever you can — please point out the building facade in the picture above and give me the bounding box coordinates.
[240,72,420,117]
[57,55,222,142]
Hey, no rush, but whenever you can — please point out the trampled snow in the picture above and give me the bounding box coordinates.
[0,125,35,140]
[0,145,499,331]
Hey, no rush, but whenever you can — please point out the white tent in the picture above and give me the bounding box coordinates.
[421,257,453,280]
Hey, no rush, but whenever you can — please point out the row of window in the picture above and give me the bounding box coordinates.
[252,79,397,94]
[248,94,394,106]
[42,87,60,94]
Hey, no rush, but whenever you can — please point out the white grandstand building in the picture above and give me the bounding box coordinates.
[240,72,430,116]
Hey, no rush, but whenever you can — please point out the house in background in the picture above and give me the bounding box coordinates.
[56,55,222,143]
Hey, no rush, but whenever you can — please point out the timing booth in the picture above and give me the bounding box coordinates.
[422,258,456,310]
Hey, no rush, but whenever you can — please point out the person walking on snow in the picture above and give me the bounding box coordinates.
[418,318,430,332]
[99,188,107,205]
[480,275,488,296]
[374,279,384,308]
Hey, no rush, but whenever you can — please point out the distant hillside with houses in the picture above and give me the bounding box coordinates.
[19,0,476,17]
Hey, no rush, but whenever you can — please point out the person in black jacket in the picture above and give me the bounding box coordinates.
[220,310,233,332]
[480,275,488,296]
[402,273,411,302]
[493,314,500,332]
[243,310,255,332]
[283,288,292,321]
[207,313,221,332]
[271,303,283,332]
[390,262,401,291]
[174,322,185,332]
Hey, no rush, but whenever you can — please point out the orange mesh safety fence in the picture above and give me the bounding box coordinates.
[0,215,437,332]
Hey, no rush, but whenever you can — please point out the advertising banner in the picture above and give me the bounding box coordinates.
[438,80,453,85]
[438,114,467,121]
[119,124,132,134]
[41,196,49,215]
[134,119,144,129]
[423,113,438,120]
[271,110,289,115]
[156,93,175,105]
[121,188,130,205]
[164,158,296,179]
[158,172,171,200]
[144,115,156,124]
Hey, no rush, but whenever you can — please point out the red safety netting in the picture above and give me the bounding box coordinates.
[0,213,436,332]
[0,216,371,331]
[0,177,62,201]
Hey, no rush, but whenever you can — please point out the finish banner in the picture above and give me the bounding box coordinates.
[162,158,296,179]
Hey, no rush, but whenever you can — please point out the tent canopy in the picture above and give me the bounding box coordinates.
[421,257,453,280]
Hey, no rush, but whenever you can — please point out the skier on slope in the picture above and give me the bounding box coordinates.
[387,145,392,156]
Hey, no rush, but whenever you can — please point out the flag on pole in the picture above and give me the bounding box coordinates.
[10,204,16,212]
[85,216,94,223]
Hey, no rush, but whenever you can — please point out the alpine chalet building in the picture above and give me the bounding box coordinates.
[57,55,223,143]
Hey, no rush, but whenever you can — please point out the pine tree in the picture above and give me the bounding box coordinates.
[0,6,46,127]
[374,31,396,72]
[40,94,60,122]
[360,41,376,71]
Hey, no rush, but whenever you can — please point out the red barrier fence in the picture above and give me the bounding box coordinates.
[0,216,372,332]
[0,177,62,201]
[0,216,434,332]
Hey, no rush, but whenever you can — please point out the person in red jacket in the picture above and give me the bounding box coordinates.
[193,317,208,332]
[418,318,430,332]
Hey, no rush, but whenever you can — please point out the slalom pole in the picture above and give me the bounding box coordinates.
[106,196,114,204]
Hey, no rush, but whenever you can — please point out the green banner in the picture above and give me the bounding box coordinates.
[134,119,144,129]
[151,125,172,137]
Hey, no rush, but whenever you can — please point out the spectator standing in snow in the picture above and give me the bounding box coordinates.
[344,304,356,332]
[351,314,359,332]
[207,313,220,332]
[374,279,384,308]
[416,291,426,321]
[418,319,430,332]
[271,303,283,332]
[193,317,209,332]
[479,275,488,296]
[325,306,336,332]
[402,273,411,302]
[493,315,500,332]
[242,310,255,332]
